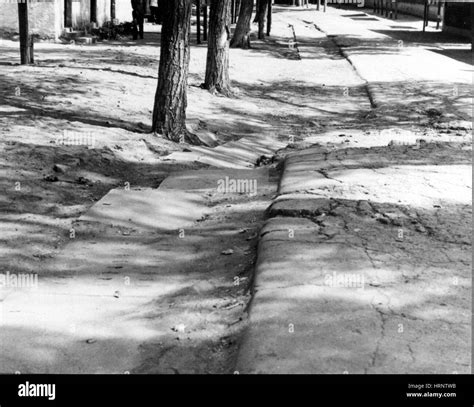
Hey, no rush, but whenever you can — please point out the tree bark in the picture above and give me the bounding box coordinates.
[204,0,232,95]
[230,0,253,48]
[152,0,194,142]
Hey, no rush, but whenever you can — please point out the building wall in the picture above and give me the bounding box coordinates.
[115,1,134,22]
[96,0,112,26]
[73,0,90,28]
[0,0,113,38]
[0,1,58,37]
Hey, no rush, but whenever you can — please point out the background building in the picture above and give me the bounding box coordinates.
[0,0,134,39]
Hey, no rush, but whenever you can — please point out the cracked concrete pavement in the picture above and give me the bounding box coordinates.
[237,143,471,374]
[235,6,472,374]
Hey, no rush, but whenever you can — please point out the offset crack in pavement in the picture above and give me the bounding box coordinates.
[365,305,387,374]
[311,23,377,109]
[318,169,344,183]
[360,237,380,270]
[407,344,416,365]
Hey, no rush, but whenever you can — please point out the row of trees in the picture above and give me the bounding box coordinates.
[152,0,274,143]
[16,0,273,144]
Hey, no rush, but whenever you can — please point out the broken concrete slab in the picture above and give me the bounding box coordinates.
[159,168,271,196]
[236,208,471,373]
[236,285,381,374]
[269,195,331,218]
[164,136,287,169]
[237,138,471,374]
[79,188,209,231]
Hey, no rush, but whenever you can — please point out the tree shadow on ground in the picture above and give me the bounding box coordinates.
[0,72,151,133]
[373,29,471,47]
[0,177,269,373]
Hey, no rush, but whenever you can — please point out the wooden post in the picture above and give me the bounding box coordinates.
[18,0,31,65]
[317,0,320,11]
[394,0,398,19]
[197,0,201,43]
[323,0,326,13]
[266,0,272,36]
[203,2,208,41]
[111,0,116,20]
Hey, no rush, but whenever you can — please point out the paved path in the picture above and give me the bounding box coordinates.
[310,7,472,124]
[236,6,472,374]
[0,164,277,373]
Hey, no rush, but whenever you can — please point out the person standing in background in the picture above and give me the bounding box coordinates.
[131,0,145,40]
[156,0,163,24]
[150,0,159,24]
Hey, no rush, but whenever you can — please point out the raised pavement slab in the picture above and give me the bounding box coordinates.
[236,144,471,374]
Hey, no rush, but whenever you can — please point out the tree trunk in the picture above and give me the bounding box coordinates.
[152,0,194,142]
[266,0,272,36]
[203,3,208,41]
[197,0,201,44]
[254,0,260,23]
[204,0,232,95]
[230,0,253,48]
[235,0,241,22]
[257,0,268,40]
[18,2,32,65]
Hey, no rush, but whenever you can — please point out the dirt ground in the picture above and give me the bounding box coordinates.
[0,6,472,373]
[0,12,308,374]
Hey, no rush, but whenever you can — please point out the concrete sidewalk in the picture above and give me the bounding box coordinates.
[310,6,472,123]
[236,144,471,374]
[236,6,472,374]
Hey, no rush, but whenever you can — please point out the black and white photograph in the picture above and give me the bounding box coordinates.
[0,0,472,403]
